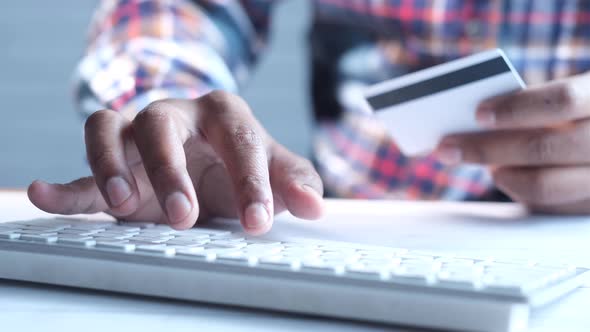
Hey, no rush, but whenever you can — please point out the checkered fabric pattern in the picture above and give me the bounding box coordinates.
[75,0,590,201]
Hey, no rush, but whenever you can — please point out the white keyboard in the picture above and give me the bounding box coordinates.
[0,218,588,332]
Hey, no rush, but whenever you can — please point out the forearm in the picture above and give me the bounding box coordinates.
[74,0,274,119]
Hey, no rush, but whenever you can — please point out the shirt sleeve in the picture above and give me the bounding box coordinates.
[74,0,276,118]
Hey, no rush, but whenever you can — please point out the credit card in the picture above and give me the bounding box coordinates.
[364,49,526,155]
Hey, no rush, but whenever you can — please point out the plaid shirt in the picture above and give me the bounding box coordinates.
[75,0,590,201]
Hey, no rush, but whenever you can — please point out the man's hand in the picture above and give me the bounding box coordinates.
[436,73,590,214]
[28,91,324,235]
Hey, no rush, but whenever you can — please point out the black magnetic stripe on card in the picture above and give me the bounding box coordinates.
[367,56,511,111]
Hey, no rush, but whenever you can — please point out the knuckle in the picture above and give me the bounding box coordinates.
[63,177,99,214]
[145,163,182,180]
[199,90,252,125]
[463,142,488,163]
[551,84,577,113]
[500,99,519,122]
[82,197,100,214]
[88,148,119,171]
[525,133,558,163]
[201,90,248,111]
[238,174,266,194]
[224,124,262,151]
[134,101,171,127]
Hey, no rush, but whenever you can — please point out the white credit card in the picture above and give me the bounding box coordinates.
[363,49,526,155]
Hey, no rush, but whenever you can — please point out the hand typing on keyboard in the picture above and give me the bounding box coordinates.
[26,92,324,235]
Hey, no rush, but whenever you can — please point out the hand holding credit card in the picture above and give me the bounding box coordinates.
[364,49,526,155]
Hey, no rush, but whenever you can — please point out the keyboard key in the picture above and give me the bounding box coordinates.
[165,238,209,246]
[139,229,178,236]
[301,260,345,274]
[57,237,97,247]
[282,248,322,257]
[69,226,107,232]
[436,268,483,290]
[129,236,174,243]
[58,229,101,236]
[240,249,283,259]
[136,245,176,256]
[57,234,94,240]
[21,225,66,232]
[183,228,230,236]
[210,235,246,241]
[118,221,156,228]
[176,248,212,259]
[96,241,136,252]
[435,258,475,266]
[0,232,20,240]
[358,257,402,267]
[93,233,135,240]
[345,264,388,279]
[0,224,21,230]
[207,241,248,249]
[357,249,398,258]
[3,221,30,227]
[217,252,258,265]
[174,246,205,254]
[283,242,319,249]
[20,234,58,243]
[111,226,142,233]
[18,230,59,236]
[72,222,114,228]
[390,264,439,284]
[243,244,283,255]
[320,251,358,260]
[174,233,211,240]
[210,237,247,244]
[259,255,296,266]
[202,248,242,256]
[244,239,281,245]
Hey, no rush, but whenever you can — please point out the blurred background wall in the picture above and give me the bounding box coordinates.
[0,1,312,187]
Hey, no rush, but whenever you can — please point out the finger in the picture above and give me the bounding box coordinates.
[132,101,199,230]
[28,177,108,215]
[85,110,139,216]
[528,197,590,215]
[270,144,324,219]
[493,166,590,206]
[437,119,590,166]
[476,74,590,128]
[197,91,273,235]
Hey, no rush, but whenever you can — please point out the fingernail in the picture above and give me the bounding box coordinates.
[438,146,462,165]
[476,107,496,127]
[244,202,270,230]
[105,177,132,207]
[165,192,192,225]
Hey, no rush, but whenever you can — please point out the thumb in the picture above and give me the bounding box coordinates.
[28,177,109,215]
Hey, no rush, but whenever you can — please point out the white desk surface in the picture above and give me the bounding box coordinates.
[1,189,590,331]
